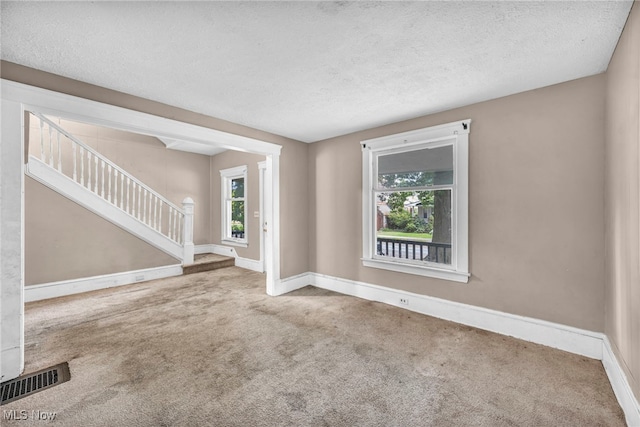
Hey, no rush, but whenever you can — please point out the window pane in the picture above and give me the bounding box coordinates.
[232,178,245,198]
[378,145,453,189]
[375,189,451,265]
[231,200,244,238]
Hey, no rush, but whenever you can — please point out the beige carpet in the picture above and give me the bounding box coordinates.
[2,267,625,426]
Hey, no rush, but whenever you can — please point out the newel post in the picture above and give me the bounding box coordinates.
[182,197,195,265]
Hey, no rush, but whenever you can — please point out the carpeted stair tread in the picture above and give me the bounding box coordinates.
[183,253,235,275]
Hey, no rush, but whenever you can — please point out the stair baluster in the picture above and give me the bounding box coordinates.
[48,126,53,167]
[107,164,112,202]
[40,120,45,163]
[93,155,98,193]
[73,143,77,181]
[87,152,92,190]
[57,132,62,173]
[26,112,191,262]
[80,147,84,186]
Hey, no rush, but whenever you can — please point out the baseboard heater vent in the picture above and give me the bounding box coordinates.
[1,362,70,404]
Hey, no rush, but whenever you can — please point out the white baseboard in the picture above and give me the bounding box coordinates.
[197,243,238,257]
[309,272,603,359]
[235,257,263,273]
[25,264,183,302]
[274,272,313,296]
[195,244,263,272]
[603,337,640,427]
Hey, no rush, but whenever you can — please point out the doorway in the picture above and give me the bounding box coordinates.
[0,79,282,381]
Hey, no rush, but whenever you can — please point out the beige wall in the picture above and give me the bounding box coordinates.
[2,61,310,279]
[23,114,212,285]
[27,116,212,244]
[25,177,178,285]
[310,74,606,332]
[605,2,640,402]
[210,150,265,261]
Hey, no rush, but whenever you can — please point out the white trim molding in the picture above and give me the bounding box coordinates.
[195,244,263,273]
[274,272,313,296]
[235,257,263,272]
[25,264,183,302]
[199,243,238,258]
[220,165,248,246]
[602,337,640,427]
[308,272,603,359]
[1,96,25,382]
[258,161,266,274]
[26,157,184,260]
[361,119,470,283]
[1,80,282,156]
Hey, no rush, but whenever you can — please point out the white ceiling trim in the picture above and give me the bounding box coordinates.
[158,137,227,157]
[1,79,281,156]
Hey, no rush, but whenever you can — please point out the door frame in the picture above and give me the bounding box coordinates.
[258,161,267,273]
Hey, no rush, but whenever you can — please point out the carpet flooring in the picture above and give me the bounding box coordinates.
[2,266,625,426]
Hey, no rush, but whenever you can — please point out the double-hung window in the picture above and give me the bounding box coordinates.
[361,120,470,283]
[220,165,248,247]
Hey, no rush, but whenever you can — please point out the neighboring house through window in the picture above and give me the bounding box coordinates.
[361,120,470,283]
[221,165,248,247]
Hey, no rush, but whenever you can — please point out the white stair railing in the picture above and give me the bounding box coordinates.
[28,112,194,263]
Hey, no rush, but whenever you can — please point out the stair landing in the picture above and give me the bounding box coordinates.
[183,253,235,275]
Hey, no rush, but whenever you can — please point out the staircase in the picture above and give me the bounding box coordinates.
[25,111,195,265]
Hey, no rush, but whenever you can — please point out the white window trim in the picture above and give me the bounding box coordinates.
[220,165,248,247]
[361,119,470,283]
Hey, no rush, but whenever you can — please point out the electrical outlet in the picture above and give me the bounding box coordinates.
[399,298,409,305]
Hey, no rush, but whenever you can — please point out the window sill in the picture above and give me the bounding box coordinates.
[222,239,248,248]
[362,258,470,283]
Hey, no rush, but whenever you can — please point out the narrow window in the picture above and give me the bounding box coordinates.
[221,165,248,246]
[362,120,470,283]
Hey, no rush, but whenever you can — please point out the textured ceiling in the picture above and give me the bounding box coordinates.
[0,1,633,143]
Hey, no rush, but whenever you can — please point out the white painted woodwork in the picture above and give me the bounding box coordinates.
[26,157,184,259]
[602,337,640,427]
[0,98,25,382]
[28,112,187,247]
[220,165,248,246]
[361,119,471,283]
[258,161,266,273]
[182,198,195,265]
[25,264,183,303]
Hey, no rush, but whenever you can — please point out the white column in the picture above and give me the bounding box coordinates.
[265,153,280,295]
[257,161,266,274]
[1,98,25,381]
[182,197,195,265]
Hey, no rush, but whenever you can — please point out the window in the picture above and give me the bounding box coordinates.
[221,165,248,247]
[361,120,470,283]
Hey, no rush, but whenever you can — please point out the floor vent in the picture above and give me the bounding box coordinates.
[1,362,70,404]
